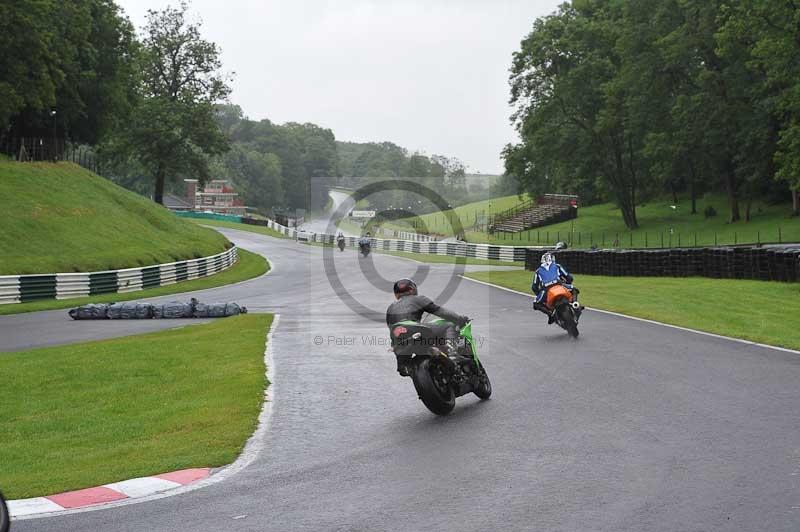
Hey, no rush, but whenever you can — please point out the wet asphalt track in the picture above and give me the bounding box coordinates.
[7,227,800,532]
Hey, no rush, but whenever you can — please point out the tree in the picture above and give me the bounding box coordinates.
[116,2,231,205]
[0,0,136,147]
[719,0,800,216]
[507,2,646,228]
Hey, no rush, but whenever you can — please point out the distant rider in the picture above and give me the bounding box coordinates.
[531,252,574,324]
[358,232,372,252]
[386,278,470,375]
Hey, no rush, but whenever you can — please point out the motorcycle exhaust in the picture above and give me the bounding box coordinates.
[571,301,581,310]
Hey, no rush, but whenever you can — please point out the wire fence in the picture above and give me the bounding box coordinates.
[0,136,101,173]
[487,227,797,248]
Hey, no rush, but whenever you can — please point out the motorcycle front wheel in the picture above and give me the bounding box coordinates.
[473,363,492,400]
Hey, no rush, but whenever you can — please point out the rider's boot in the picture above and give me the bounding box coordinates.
[534,300,556,324]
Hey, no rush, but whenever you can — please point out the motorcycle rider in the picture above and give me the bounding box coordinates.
[358,232,372,254]
[531,251,575,324]
[386,278,470,376]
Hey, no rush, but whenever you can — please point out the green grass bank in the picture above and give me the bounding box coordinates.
[379,193,799,247]
[0,314,273,499]
[0,160,229,274]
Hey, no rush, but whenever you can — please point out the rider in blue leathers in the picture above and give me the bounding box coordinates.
[531,252,574,323]
[358,232,373,254]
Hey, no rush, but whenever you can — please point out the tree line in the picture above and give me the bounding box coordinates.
[0,1,475,215]
[336,141,472,215]
[504,0,800,229]
[0,1,230,206]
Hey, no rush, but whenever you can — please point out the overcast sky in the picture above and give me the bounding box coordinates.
[116,0,562,174]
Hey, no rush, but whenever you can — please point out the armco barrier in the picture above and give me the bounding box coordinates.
[524,246,800,282]
[213,214,536,263]
[0,246,238,305]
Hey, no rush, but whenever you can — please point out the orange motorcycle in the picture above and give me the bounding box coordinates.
[541,282,583,338]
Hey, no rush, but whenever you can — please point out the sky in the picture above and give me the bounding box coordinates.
[116,0,563,174]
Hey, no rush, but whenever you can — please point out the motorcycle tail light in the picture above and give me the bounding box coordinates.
[393,326,408,337]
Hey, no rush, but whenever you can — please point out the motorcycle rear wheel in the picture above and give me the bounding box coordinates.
[558,304,579,338]
[413,358,455,415]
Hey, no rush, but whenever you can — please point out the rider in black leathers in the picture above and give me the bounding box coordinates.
[386,278,470,375]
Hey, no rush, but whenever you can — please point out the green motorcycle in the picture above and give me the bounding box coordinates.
[390,319,492,415]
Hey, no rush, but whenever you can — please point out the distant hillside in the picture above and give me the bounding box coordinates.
[0,160,230,274]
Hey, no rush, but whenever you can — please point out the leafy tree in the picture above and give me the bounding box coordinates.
[507,1,646,228]
[114,2,231,205]
[719,0,800,215]
[0,0,136,146]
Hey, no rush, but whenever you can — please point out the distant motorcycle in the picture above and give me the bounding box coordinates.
[358,240,371,257]
[337,236,346,252]
[1,490,9,532]
[390,319,491,415]
[537,282,583,338]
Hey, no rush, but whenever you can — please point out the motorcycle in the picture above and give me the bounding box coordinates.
[390,319,491,415]
[358,241,371,257]
[537,282,583,338]
[1,490,9,532]
[337,237,346,252]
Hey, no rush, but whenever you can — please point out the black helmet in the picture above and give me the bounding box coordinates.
[393,278,418,297]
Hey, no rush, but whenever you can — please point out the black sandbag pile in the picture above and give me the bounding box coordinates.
[68,303,110,320]
[152,300,195,319]
[69,298,247,320]
[192,301,246,318]
[107,302,153,319]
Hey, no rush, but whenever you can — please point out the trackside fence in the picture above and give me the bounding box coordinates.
[525,246,800,282]
[0,246,238,305]
[187,213,538,263]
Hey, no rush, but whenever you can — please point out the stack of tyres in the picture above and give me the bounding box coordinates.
[761,248,775,281]
[771,249,787,282]
[717,248,732,278]
[621,250,634,276]
[793,250,800,282]
[735,247,750,279]
[688,248,704,277]
[642,251,661,276]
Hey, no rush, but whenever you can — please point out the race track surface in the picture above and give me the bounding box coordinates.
[8,228,800,532]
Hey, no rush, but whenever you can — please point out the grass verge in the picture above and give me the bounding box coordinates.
[464,269,800,351]
[0,314,273,499]
[0,248,268,316]
[470,194,800,247]
[377,192,799,248]
[194,218,290,239]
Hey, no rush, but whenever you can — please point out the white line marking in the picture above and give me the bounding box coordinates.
[14,314,282,520]
[460,274,800,355]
